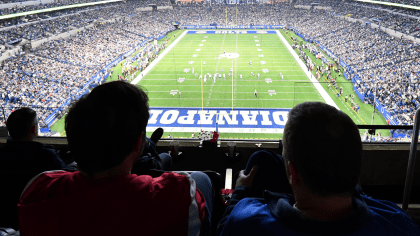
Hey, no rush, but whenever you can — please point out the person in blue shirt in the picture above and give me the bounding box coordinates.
[217,102,420,236]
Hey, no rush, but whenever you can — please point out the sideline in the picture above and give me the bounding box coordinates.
[276,30,339,110]
[131,30,188,84]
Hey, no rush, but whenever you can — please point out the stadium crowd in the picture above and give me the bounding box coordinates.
[0,0,419,137]
[0,1,174,127]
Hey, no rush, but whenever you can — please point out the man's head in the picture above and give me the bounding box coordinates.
[6,108,38,141]
[65,81,150,176]
[282,102,362,197]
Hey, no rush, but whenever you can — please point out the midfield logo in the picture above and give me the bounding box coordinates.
[268,90,276,96]
[178,78,185,83]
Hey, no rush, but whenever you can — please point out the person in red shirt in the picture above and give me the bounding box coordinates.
[18,81,212,236]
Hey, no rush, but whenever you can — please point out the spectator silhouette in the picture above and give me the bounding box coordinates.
[0,107,68,230]
[18,81,213,236]
[217,102,420,236]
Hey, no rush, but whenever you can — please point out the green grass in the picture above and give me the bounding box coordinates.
[141,33,321,108]
[51,30,388,139]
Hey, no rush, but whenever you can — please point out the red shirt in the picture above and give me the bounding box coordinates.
[18,171,206,236]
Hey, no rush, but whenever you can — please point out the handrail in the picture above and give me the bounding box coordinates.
[357,125,413,129]
[402,108,420,211]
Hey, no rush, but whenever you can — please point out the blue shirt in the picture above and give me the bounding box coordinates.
[217,186,420,236]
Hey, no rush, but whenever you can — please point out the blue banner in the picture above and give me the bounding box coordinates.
[148,107,290,129]
[374,100,399,125]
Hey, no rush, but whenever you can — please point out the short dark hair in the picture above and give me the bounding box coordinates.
[6,108,37,140]
[65,81,150,176]
[283,102,362,197]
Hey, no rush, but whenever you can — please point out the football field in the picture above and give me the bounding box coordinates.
[49,29,388,139]
[136,31,330,139]
[140,32,325,109]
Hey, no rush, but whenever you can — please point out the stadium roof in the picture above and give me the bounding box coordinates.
[0,0,123,20]
[355,0,420,11]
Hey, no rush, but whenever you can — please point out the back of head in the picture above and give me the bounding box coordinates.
[6,108,37,141]
[65,81,150,176]
[283,102,362,197]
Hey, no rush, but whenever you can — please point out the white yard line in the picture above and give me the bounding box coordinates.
[131,30,188,85]
[145,85,315,87]
[205,33,226,107]
[150,98,324,101]
[276,31,339,110]
[147,91,318,94]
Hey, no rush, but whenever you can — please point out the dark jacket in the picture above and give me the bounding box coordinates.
[0,140,68,230]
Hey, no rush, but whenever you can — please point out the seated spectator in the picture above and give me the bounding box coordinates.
[217,102,420,236]
[0,107,68,230]
[18,81,213,236]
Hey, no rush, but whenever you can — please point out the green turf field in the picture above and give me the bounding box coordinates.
[50,29,388,139]
[140,32,324,109]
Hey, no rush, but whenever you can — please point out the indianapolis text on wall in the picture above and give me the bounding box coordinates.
[147,108,290,134]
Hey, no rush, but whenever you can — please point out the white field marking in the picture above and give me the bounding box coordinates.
[276,30,339,109]
[144,85,315,87]
[159,57,293,60]
[233,33,238,108]
[147,71,303,75]
[131,30,188,84]
[149,98,324,101]
[146,126,286,134]
[206,33,226,106]
[147,91,318,94]
[225,169,232,189]
[142,78,309,81]
[155,64,301,67]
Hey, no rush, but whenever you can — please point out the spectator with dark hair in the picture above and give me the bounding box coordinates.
[0,107,68,230]
[217,102,420,236]
[18,81,213,236]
